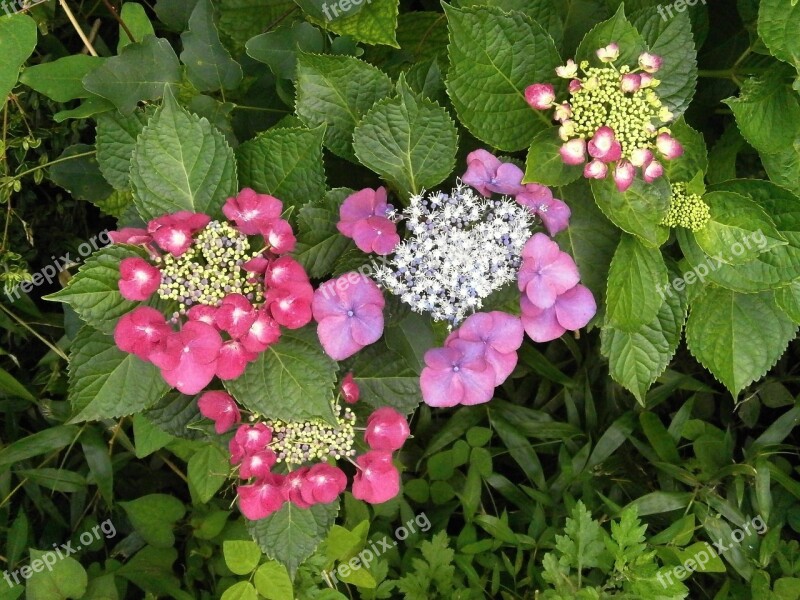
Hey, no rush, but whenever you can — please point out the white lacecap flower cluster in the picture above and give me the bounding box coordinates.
[374,184,532,325]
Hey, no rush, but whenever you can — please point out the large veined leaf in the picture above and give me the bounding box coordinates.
[0,13,37,101]
[295,53,393,161]
[524,128,584,187]
[130,87,237,220]
[217,0,297,53]
[248,500,339,578]
[246,22,324,80]
[605,234,669,331]
[677,179,800,293]
[444,3,561,152]
[305,0,400,48]
[236,125,327,212]
[350,340,423,414]
[758,0,800,71]
[48,144,114,203]
[775,280,800,325]
[44,245,146,334]
[353,78,457,199]
[181,0,243,92]
[19,55,104,103]
[294,188,356,278]
[96,109,151,191]
[575,4,646,66]
[591,176,670,248]
[68,326,171,422]
[224,326,338,424]
[692,191,787,265]
[630,7,697,118]
[25,549,87,600]
[82,35,181,115]
[686,287,797,397]
[601,264,688,404]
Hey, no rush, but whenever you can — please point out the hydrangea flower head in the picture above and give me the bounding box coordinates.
[148,211,210,256]
[113,306,172,360]
[222,188,283,235]
[661,182,710,231]
[237,474,286,520]
[462,149,526,196]
[527,45,682,192]
[521,284,596,342]
[300,464,347,505]
[518,233,581,309]
[352,450,400,505]
[448,311,524,386]
[420,339,496,407]
[118,257,161,301]
[197,390,241,434]
[149,321,223,394]
[266,401,356,464]
[516,185,571,236]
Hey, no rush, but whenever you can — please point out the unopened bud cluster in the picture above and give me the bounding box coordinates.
[265,402,357,464]
[155,220,263,317]
[662,182,710,231]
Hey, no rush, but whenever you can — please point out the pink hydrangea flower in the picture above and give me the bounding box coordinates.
[515,185,571,236]
[351,451,400,505]
[614,160,636,192]
[118,257,161,301]
[351,216,401,255]
[229,423,273,465]
[283,467,311,508]
[223,188,283,235]
[337,187,390,237]
[300,464,347,505]
[596,43,620,63]
[265,282,314,330]
[216,340,256,380]
[239,450,277,479]
[260,218,296,255]
[364,407,410,451]
[520,284,597,342]
[643,160,664,183]
[584,159,608,179]
[312,274,385,361]
[341,372,359,404]
[197,391,241,434]
[109,228,152,246]
[265,257,310,289]
[638,52,663,73]
[148,211,210,256]
[621,73,641,93]
[588,126,622,163]
[525,83,556,109]
[187,304,218,326]
[449,311,524,386]
[420,339,496,407]
[113,306,172,360]
[237,474,286,520]
[149,321,222,395]
[518,234,581,309]
[239,310,281,353]
[630,148,654,168]
[560,139,586,165]
[656,133,683,160]
[214,294,256,339]
[462,149,526,197]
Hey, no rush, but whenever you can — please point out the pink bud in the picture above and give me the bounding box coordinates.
[341,372,359,404]
[596,43,620,63]
[620,73,641,93]
[656,133,684,160]
[364,407,410,451]
[639,73,655,88]
[588,126,622,163]
[569,79,582,93]
[524,83,556,110]
[630,147,654,168]
[643,160,664,183]
[583,159,608,179]
[351,451,400,505]
[559,139,586,165]
[614,161,636,192]
[638,52,663,73]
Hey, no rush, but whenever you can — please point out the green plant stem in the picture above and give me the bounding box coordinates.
[12,150,96,181]
[0,303,69,361]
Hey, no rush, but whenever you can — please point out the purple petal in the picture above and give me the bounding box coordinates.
[555,284,597,330]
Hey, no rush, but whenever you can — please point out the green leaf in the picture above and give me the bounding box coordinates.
[217,0,296,53]
[707,125,746,185]
[353,78,457,199]
[554,501,605,571]
[181,0,243,92]
[120,494,186,548]
[26,549,87,600]
[591,175,670,247]
[188,444,229,504]
[116,547,190,600]
[630,7,697,118]
[246,22,324,79]
[295,53,392,161]
[221,582,258,600]
[155,0,199,31]
[676,179,800,292]
[54,95,115,123]
[0,425,80,471]
[83,35,181,115]
[692,191,787,265]
[0,365,34,401]
[775,281,800,324]
[664,117,708,183]
[236,125,327,212]
[130,87,237,220]
[133,413,174,458]
[0,13,37,102]
[686,287,797,397]
[96,109,150,191]
[523,127,584,187]
[67,325,170,422]
[575,4,646,67]
[118,2,155,51]
[15,468,86,492]
[601,262,687,403]
[248,500,340,577]
[44,245,146,333]
[224,326,338,423]
[310,0,399,47]
[605,234,669,331]
[48,144,114,203]
[253,562,293,600]
[350,340,423,413]
[758,0,800,71]
[294,188,356,278]
[20,55,104,102]
[223,540,263,575]
[444,3,560,152]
